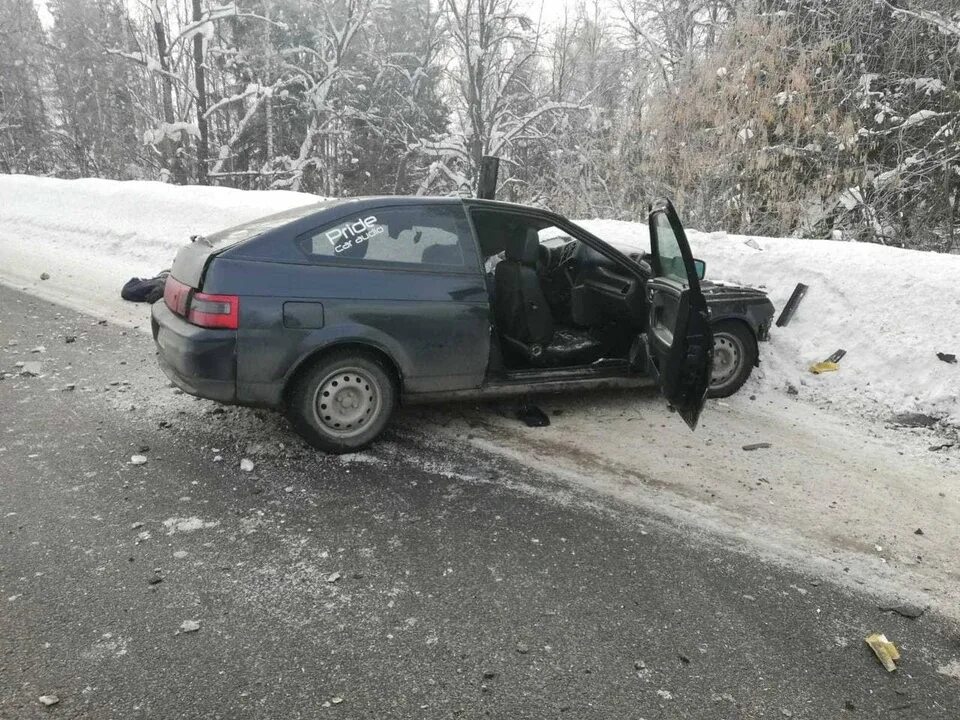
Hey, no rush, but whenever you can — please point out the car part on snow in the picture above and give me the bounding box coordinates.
[775,282,808,327]
[809,348,846,374]
[707,321,757,398]
[517,401,550,427]
[865,633,900,672]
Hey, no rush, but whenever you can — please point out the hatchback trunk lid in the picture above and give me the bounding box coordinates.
[168,202,330,288]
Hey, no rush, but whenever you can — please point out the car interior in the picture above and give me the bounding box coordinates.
[470,209,651,374]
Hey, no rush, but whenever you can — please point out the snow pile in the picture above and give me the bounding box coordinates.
[580,219,960,425]
[0,174,957,424]
[0,175,317,323]
[0,174,316,268]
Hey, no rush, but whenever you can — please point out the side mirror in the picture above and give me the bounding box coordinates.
[693,258,706,280]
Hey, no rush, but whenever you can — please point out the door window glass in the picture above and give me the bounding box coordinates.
[653,212,687,283]
[298,205,470,269]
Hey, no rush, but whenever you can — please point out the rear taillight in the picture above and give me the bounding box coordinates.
[187,292,239,329]
[164,276,191,316]
[164,276,238,329]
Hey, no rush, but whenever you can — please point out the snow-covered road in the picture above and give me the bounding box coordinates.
[2,174,959,616]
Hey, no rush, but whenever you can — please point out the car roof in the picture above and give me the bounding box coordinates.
[213,196,558,242]
[211,195,572,262]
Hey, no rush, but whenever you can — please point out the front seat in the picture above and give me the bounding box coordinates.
[494,227,603,366]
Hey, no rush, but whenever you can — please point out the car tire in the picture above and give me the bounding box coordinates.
[286,350,397,453]
[707,321,757,399]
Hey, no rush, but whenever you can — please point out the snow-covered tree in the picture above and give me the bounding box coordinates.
[417,0,585,196]
[0,0,51,174]
[48,0,146,179]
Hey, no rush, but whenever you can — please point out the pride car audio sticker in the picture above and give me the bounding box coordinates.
[323,215,385,254]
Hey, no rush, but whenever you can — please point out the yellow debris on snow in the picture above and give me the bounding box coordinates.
[865,633,900,672]
[809,360,840,374]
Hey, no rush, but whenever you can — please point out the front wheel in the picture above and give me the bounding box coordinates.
[707,321,757,398]
[286,350,396,453]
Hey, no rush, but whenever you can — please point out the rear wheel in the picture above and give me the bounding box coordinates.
[707,321,757,398]
[287,350,396,453]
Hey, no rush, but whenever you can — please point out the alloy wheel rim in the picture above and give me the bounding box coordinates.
[313,367,381,438]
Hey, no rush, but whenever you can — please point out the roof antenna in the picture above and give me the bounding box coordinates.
[476,156,500,200]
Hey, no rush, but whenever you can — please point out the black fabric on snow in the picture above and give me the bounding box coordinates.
[121,271,169,303]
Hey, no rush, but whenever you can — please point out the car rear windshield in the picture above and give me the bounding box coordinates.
[201,199,342,249]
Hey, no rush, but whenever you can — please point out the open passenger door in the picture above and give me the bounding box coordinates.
[645,200,713,429]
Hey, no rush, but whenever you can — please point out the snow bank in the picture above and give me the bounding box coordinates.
[0,174,317,268]
[580,219,960,425]
[0,175,316,324]
[0,175,957,423]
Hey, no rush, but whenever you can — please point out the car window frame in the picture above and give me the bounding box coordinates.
[465,203,643,281]
[293,202,483,276]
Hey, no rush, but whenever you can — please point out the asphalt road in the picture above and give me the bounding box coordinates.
[1,284,958,719]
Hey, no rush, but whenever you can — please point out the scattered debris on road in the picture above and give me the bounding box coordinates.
[19,362,42,377]
[938,659,960,681]
[240,458,255,472]
[936,352,957,364]
[809,348,846,374]
[179,620,201,634]
[878,603,926,620]
[517,402,550,428]
[39,272,50,280]
[742,442,772,451]
[928,441,955,452]
[890,412,939,428]
[130,455,148,466]
[865,633,900,672]
[326,572,341,583]
[29,345,45,354]
[38,695,59,706]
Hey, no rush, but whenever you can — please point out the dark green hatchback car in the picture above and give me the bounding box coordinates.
[153,196,771,453]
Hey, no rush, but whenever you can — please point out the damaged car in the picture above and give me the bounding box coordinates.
[152,197,772,452]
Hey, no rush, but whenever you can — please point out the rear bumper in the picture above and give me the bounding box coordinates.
[151,300,237,403]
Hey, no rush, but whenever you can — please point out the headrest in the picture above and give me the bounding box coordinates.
[504,226,540,265]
